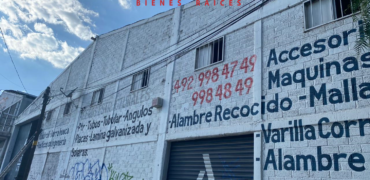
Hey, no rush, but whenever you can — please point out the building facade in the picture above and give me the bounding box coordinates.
[4,0,370,179]
[0,90,36,175]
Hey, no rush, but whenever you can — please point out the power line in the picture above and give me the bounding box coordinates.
[0,73,23,88]
[60,0,262,94]
[0,73,45,92]
[59,0,264,106]
[85,0,260,86]
[86,0,268,105]
[29,0,269,112]
[0,27,28,93]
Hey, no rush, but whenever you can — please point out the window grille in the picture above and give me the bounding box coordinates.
[91,88,105,105]
[131,69,150,91]
[305,0,355,29]
[195,37,224,69]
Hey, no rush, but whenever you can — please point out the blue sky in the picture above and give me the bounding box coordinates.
[0,0,193,96]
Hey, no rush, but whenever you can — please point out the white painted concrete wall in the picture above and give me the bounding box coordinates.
[7,0,370,179]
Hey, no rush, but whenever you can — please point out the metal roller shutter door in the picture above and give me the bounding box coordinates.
[167,134,254,180]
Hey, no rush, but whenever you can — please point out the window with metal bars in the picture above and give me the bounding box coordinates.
[304,0,356,29]
[131,69,150,91]
[195,37,224,70]
[91,88,105,105]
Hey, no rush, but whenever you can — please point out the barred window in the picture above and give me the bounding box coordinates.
[131,69,150,91]
[304,0,355,29]
[195,37,224,69]
[91,88,105,105]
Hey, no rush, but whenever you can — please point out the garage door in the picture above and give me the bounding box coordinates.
[167,134,254,180]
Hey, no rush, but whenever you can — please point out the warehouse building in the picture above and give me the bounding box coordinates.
[0,90,36,179]
[3,0,370,179]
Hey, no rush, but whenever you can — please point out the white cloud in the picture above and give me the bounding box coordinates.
[0,18,84,68]
[0,0,98,68]
[34,23,53,36]
[119,0,131,9]
[0,0,99,40]
[0,17,31,39]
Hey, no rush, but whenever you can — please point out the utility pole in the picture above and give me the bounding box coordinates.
[0,87,50,180]
[19,87,50,180]
[32,86,50,148]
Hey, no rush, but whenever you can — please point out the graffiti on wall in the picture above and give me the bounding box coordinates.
[217,155,241,179]
[68,160,135,180]
[69,159,109,180]
[108,163,133,180]
[60,169,71,178]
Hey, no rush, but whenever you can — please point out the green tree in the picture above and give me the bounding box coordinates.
[351,0,370,54]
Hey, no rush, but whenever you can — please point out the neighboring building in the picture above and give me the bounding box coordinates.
[4,0,370,179]
[0,90,36,170]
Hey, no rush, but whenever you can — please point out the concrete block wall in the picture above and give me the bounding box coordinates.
[262,120,370,179]
[40,105,59,130]
[35,97,79,154]
[49,67,70,103]
[123,13,173,69]
[40,152,61,179]
[178,0,254,43]
[9,0,370,179]
[67,45,94,89]
[104,142,157,179]
[169,24,256,134]
[87,30,128,85]
[63,147,106,180]
[22,46,167,180]
[27,154,47,180]
[261,4,365,120]
[15,43,94,123]
[260,1,370,180]
[57,98,80,126]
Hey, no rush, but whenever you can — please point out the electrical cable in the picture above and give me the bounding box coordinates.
[60,0,262,93]
[85,0,259,86]
[0,73,45,92]
[0,73,23,88]
[68,0,269,108]
[29,0,269,113]
[0,27,28,93]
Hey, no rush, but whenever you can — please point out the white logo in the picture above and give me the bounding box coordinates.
[197,154,215,180]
